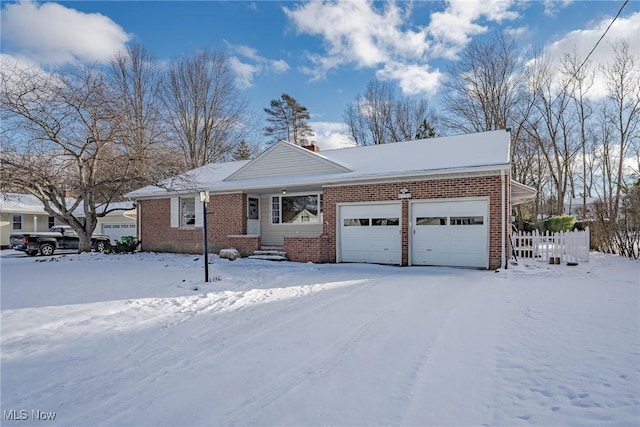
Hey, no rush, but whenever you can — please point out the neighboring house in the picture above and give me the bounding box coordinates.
[126,130,536,269]
[0,194,137,247]
[73,202,137,243]
[0,194,62,248]
[564,197,599,219]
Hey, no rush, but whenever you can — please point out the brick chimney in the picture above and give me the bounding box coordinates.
[302,142,320,152]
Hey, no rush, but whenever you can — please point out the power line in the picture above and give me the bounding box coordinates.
[548,0,629,105]
[576,0,629,74]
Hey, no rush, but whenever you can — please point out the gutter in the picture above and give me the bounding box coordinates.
[501,173,506,270]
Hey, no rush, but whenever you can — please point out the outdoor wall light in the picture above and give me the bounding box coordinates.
[282,188,287,195]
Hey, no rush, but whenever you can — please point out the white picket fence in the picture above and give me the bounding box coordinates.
[510,228,590,263]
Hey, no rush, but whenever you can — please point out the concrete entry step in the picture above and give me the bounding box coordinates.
[259,246,285,251]
[248,254,288,261]
[250,246,288,261]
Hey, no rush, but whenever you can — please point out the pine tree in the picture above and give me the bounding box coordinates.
[232,140,252,161]
[414,119,436,139]
[264,93,314,145]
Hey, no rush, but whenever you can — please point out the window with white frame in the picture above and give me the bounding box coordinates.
[271,193,322,224]
[12,214,23,230]
[450,216,484,225]
[48,216,55,228]
[180,197,196,227]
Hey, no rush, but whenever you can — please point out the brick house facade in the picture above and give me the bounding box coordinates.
[129,130,534,270]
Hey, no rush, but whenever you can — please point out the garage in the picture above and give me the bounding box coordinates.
[410,199,488,268]
[101,222,137,243]
[339,203,401,265]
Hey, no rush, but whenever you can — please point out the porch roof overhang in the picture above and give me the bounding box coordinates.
[511,180,537,205]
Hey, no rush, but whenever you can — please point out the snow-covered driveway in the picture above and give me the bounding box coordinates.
[1,251,638,426]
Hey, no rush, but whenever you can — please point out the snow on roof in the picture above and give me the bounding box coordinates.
[0,193,49,214]
[322,129,509,174]
[126,130,511,198]
[126,160,251,198]
[1,193,136,217]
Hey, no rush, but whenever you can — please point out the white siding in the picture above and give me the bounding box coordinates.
[226,142,350,181]
[170,198,179,228]
[1,213,53,246]
[259,195,322,246]
[194,198,203,227]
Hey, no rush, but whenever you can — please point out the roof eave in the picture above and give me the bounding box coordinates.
[511,180,537,205]
[129,163,510,199]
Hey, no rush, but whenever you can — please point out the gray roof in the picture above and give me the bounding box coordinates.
[126,130,512,199]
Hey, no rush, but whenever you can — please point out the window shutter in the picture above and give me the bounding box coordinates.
[194,197,203,227]
[170,197,179,228]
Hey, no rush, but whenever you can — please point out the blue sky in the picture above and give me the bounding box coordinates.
[1,0,639,149]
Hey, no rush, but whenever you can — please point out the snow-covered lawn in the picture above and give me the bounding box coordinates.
[1,250,638,426]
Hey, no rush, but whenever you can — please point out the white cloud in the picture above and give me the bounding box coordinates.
[229,57,260,90]
[504,25,529,38]
[0,53,42,73]
[284,1,426,71]
[543,0,574,17]
[310,121,356,150]
[270,59,290,73]
[427,0,519,58]
[226,42,290,89]
[1,0,130,66]
[541,11,640,98]
[0,53,45,89]
[284,0,519,96]
[376,63,443,96]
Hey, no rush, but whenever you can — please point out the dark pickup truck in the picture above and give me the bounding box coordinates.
[10,225,111,256]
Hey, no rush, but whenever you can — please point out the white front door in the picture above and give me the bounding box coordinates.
[411,199,488,268]
[339,203,402,265]
[247,196,260,236]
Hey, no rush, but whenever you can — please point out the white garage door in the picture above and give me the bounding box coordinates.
[411,199,488,268]
[101,222,137,243]
[339,203,401,265]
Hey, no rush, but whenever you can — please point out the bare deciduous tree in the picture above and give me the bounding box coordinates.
[163,50,249,168]
[343,80,437,146]
[602,42,640,220]
[562,52,595,215]
[525,53,582,215]
[442,33,527,133]
[110,43,184,189]
[1,62,129,251]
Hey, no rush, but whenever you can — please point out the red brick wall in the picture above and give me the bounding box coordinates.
[138,174,510,269]
[227,235,261,257]
[323,174,510,269]
[139,193,246,254]
[284,236,332,263]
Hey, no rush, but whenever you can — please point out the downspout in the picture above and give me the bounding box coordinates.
[501,172,506,270]
[136,202,141,246]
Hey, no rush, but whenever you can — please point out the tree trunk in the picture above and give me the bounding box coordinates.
[77,231,93,253]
